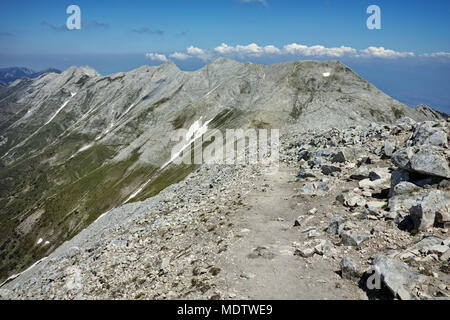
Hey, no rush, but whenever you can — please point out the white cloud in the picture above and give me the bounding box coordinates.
[214,43,235,55]
[213,43,281,57]
[169,52,190,60]
[145,53,168,62]
[186,45,205,56]
[145,43,449,63]
[186,45,210,61]
[358,46,415,58]
[263,45,281,55]
[283,43,357,57]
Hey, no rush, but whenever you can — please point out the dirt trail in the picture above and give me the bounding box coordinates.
[218,164,367,300]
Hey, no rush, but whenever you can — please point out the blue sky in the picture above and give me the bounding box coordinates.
[1,0,449,112]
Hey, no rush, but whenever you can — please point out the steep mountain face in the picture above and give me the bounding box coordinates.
[0,58,444,282]
[0,67,61,86]
[414,104,449,120]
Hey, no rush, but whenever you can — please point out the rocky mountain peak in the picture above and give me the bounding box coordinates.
[414,104,448,120]
[62,65,100,78]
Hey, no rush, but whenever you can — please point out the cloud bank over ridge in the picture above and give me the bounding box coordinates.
[145,42,449,63]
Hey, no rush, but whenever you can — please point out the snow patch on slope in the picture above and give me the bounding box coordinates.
[124,118,212,204]
[44,93,76,126]
[161,117,212,170]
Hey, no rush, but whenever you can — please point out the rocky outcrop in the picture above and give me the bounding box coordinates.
[283,116,449,299]
[371,255,427,300]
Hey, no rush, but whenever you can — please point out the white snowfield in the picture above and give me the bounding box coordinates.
[124,118,212,204]
[44,92,76,126]
[161,117,212,170]
[1,93,78,159]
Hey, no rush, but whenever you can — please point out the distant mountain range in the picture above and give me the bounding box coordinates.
[0,67,61,85]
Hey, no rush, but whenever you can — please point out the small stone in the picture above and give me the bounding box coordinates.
[369,171,382,181]
[384,139,396,157]
[321,165,341,175]
[337,192,366,207]
[301,226,316,233]
[248,246,275,260]
[327,216,345,235]
[240,272,255,279]
[314,240,333,256]
[307,230,321,238]
[294,248,315,258]
[340,257,360,281]
[340,230,370,246]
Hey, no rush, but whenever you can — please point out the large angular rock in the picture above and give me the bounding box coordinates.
[331,147,362,163]
[392,122,450,179]
[371,255,427,300]
[340,230,370,246]
[350,167,370,180]
[410,148,450,179]
[388,187,425,213]
[395,117,416,128]
[410,121,448,148]
[321,165,341,175]
[409,236,443,249]
[392,147,415,170]
[391,181,421,197]
[409,190,446,230]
